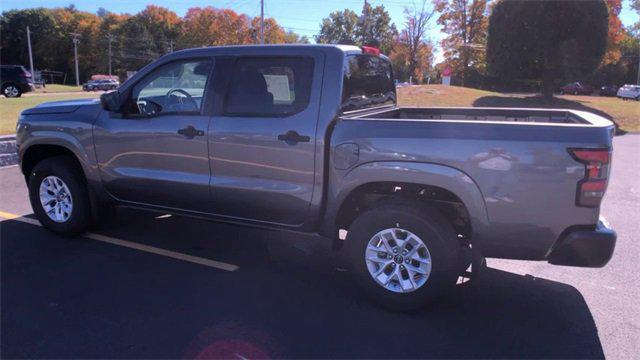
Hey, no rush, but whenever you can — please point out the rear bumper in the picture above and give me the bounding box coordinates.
[548,219,616,268]
[20,83,35,93]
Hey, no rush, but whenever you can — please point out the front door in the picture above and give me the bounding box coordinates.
[94,58,214,211]
[209,55,322,225]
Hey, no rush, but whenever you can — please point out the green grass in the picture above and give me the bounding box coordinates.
[0,93,99,135]
[35,84,84,93]
[398,85,640,133]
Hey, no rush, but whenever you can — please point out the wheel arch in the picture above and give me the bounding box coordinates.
[21,144,88,185]
[321,161,490,245]
[20,139,108,223]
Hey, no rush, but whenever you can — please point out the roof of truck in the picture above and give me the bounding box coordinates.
[172,43,364,56]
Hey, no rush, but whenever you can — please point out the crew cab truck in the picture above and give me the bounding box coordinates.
[16,45,617,310]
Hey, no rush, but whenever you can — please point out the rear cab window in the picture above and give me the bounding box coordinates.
[342,54,396,112]
[224,57,314,117]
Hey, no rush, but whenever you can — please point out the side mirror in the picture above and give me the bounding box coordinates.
[100,91,121,112]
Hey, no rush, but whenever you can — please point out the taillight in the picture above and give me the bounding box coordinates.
[569,148,611,207]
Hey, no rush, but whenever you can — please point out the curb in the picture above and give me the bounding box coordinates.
[0,134,18,167]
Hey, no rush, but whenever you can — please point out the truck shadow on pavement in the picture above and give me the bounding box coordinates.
[473,95,625,135]
[1,210,604,359]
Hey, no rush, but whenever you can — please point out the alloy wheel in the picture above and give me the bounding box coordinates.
[365,228,432,293]
[39,176,73,223]
[3,85,19,97]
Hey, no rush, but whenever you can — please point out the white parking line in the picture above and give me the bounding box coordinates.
[0,211,239,272]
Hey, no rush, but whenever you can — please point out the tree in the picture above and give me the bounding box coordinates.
[601,0,625,65]
[358,3,398,53]
[117,16,159,71]
[389,35,434,83]
[390,1,435,83]
[434,0,488,86]
[50,7,103,83]
[0,5,307,82]
[487,0,608,99]
[283,30,309,44]
[97,10,129,75]
[316,4,397,53]
[316,9,359,45]
[137,5,181,53]
[250,17,286,44]
[180,7,252,48]
[0,8,58,70]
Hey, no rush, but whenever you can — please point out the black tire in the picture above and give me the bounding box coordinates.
[28,156,91,236]
[345,201,462,311]
[2,83,22,98]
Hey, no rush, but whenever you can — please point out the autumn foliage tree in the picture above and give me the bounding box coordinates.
[0,5,308,83]
[434,0,488,86]
[601,0,625,65]
[389,1,435,83]
[180,7,252,48]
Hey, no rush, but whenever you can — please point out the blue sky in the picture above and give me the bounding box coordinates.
[2,0,639,62]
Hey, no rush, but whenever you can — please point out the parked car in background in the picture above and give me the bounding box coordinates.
[617,84,640,101]
[83,79,119,91]
[559,82,594,95]
[599,84,618,97]
[1,65,35,97]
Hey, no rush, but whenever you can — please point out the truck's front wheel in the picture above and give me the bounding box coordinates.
[346,202,461,310]
[28,156,91,236]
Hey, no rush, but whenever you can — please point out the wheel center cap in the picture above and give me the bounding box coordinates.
[393,254,404,264]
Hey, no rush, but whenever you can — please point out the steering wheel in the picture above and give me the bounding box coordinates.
[166,88,199,110]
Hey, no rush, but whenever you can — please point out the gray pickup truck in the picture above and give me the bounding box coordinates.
[16,45,616,309]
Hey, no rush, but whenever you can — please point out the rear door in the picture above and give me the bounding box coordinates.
[209,54,323,225]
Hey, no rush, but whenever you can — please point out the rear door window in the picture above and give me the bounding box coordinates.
[342,55,396,112]
[224,57,314,117]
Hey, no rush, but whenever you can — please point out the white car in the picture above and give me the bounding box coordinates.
[616,84,640,101]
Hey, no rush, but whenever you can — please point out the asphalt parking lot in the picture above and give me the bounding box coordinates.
[1,134,638,359]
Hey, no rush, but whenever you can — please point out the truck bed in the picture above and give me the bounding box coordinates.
[332,106,615,260]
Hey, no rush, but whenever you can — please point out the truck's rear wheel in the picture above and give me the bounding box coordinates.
[28,156,91,236]
[346,202,461,310]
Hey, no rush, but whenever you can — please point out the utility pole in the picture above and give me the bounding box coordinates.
[260,0,264,45]
[26,26,35,82]
[71,33,81,86]
[362,0,368,44]
[106,34,115,76]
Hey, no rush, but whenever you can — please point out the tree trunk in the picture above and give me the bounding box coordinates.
[541,56,554,101]
[541,78,554,100]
